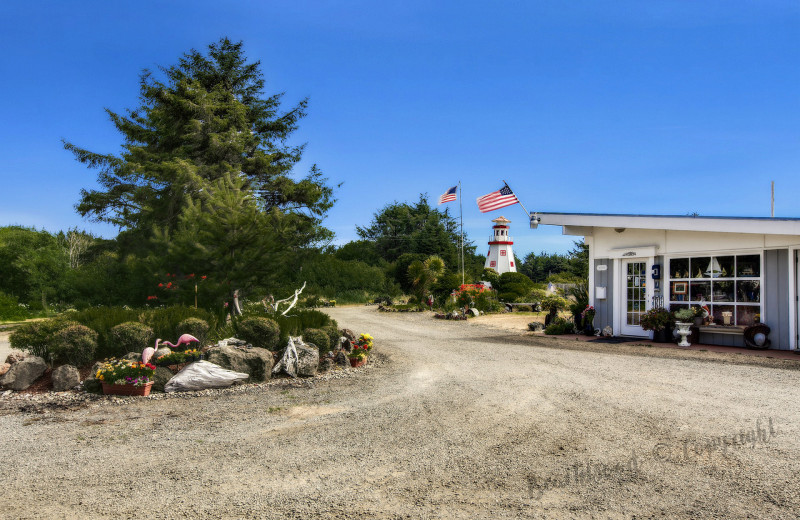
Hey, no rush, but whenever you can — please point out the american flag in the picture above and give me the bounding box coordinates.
[438,186,458,205]
[476,185,519,213]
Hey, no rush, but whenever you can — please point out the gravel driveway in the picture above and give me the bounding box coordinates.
[1,306,799,519]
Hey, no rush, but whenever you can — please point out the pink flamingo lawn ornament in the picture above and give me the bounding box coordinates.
[142,334,201,364]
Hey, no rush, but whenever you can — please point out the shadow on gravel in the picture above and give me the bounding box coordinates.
[463,333,800,371]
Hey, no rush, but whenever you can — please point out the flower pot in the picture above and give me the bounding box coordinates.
[675,322,692,347]
[349,357,367,368]
[102,381,154,396]
[652,328,671,343]
[693,317,704,326]
[584,323,595,336]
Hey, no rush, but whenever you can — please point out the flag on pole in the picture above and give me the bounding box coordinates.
[476,185,519,213]
[438,185,458,204]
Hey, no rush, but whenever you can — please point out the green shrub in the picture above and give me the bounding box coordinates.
[322,324,340,350]
[139,306,216,343]
[302,328,331,353]
[51,324,98,367]
[9,319,79,360]
[0,292,30,321]
[110,321,155,356]
[68,306,141,357]
[237,316,281,350]
[177,317,210,345]
[544,317,575,335]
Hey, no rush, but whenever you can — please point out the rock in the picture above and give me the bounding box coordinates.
[320,357,333,372]
[0,363,10,377]
[334,351,350,367]
[205,345,273,382]
[82,361,105,394]
[469,308,480,317]
[124,352,141,362]
[164,361,248,392]
[217,337,248,347]
[339,337,352,352]
[151,366,174,392]
[1,355,47,391]
[52,365,80,391]
[340,329,357,342]
[153,347,172,360]
[5,353,26,365]
[296,343,319,377]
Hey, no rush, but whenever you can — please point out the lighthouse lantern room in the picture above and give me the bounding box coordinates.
[485,216,516,274]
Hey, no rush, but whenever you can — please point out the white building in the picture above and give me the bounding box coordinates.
[530,212,800,350]
[485,216,516,274]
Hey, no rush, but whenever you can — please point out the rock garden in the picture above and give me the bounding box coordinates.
[0,305,376,400]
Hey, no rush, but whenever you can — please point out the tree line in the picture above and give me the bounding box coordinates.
[0,38,587,319]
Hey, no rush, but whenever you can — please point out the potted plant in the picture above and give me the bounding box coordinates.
[568,302,584,331]
[348,333,373,368]
[540,295,568,326]
[692,305,708,326]
[581,305,596,335]
[673,308,695,347]
[96,358,156,396]
[640,307,675,342]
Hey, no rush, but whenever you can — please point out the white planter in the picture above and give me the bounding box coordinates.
[675,322,692,347]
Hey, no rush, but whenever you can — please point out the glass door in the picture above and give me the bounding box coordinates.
[621,259,649,336]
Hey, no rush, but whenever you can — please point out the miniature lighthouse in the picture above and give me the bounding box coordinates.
[485,216,516,274]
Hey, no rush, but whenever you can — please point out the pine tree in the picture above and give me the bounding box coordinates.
[64,38,334,253]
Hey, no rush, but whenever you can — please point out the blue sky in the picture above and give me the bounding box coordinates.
[1,1,798,256]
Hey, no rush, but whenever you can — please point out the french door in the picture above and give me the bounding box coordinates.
[620,259,651,336]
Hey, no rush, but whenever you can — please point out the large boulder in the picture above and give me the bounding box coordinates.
[52,365,80,391]
[164,361,248,392]
[296,343,319,377]
[1,356,47,391]
[205,345,273,382]
[0,363,10,377]
[151,366,174,392]
[123,352,141,362]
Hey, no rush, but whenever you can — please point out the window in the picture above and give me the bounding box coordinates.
[490,261,496,267]
[667,254,761,326]
[500,250,506,256]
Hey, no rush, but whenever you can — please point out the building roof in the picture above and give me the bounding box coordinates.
[492,216,511,224]
[530,212,800,236]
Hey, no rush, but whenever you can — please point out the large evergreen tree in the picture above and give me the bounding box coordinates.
[64,38,334,254]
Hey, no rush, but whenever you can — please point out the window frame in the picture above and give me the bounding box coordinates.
[665,250,764,326]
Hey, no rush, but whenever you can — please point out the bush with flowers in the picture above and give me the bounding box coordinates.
[155,348,202,366]
[349,333,374,360]
[96,359,156,386]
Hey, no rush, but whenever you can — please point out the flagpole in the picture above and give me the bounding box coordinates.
[502,179,531,218]
[459,181,464,286]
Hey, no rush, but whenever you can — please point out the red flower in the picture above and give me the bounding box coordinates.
[185,273,195,279]
[158,283,164,288]
[201,275,207,280]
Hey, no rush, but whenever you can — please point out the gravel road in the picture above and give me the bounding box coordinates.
[1,306,799,519]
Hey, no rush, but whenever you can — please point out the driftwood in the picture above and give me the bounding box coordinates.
[263,282,307,316]
[272,336,300,378]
